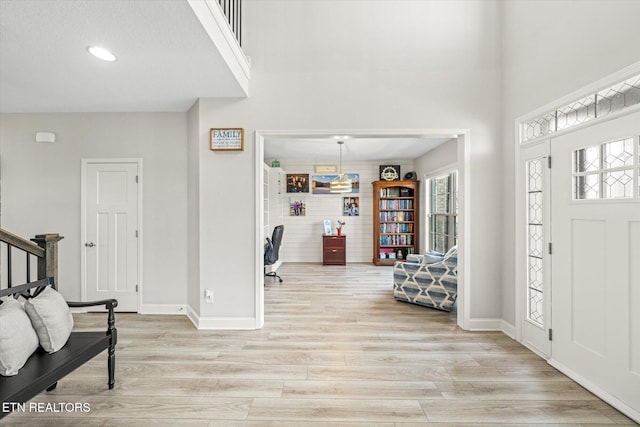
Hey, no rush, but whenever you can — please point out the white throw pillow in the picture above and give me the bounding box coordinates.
[0,298,39,376]
[24,287,74,354]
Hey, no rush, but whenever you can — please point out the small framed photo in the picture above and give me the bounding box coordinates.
[287,174,309,193]
[343,197,360,216]
[323,220,332,235]
[289,198,306,216]
[210,128,244,151]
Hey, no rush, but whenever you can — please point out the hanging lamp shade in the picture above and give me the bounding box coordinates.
[330,141,352,193]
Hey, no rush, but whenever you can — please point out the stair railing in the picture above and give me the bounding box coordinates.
[0,229,63,289]
[217,0,242,46]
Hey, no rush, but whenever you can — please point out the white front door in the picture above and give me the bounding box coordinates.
[520,139,551,358]
[83,160,140,312]
[550,111,640,417]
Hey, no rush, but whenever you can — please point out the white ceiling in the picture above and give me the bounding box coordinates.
[0,1,455,159]
[264,135,456,161]
[0,0,246,112]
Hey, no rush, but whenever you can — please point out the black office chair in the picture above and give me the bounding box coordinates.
[264,225,284,283]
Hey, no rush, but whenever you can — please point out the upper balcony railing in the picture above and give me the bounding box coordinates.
[217,0,242,46]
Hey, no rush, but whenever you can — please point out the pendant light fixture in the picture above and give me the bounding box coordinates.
[330,140,352,193]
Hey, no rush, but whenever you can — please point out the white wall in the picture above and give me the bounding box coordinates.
[272,159,414,263]
[194,0,504,324]
[0,113,188,306]
[501,0,640,326]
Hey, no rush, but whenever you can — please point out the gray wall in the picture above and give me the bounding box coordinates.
[0,113,188,305]
[4,1,634,329]
[415,140,458,177]
[187,102,201,315]
[193,0,504,323]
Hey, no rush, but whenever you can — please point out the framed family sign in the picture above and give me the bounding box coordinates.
[210,128,244,151]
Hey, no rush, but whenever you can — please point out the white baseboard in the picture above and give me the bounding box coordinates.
[186,305,257,330]
[501,320,516,339]
[139,304,187,315]
[464,318,517,340]
[465,317,504,331]
[549,358,640,423]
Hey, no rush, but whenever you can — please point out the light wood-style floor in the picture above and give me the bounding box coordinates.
[4,263,636,426]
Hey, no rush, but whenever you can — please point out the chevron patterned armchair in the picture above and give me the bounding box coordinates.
[393,245,458,312]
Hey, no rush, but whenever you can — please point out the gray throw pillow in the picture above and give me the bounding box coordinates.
[24,287,74,354]
[0,298,40,376]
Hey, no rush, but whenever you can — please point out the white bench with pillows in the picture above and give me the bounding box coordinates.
[0,278,117,419]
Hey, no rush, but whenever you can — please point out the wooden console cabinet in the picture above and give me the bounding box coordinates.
[323,235,346,265]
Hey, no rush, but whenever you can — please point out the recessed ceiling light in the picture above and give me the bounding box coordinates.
[87,46,117,62]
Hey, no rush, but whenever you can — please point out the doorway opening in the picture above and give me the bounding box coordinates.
[254,130,471,330]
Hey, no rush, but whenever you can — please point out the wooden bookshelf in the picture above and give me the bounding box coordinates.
[372,180,419,266]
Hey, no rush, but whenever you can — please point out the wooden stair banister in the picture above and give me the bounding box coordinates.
[0,228,63,288]
[31,233,64,286]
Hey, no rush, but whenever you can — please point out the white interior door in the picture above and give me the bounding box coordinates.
[83,161,139,312]
[550,111,640,419]
[520,139,552,358]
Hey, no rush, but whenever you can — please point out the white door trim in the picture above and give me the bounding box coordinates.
[514,60,640,343]
[254,129,472,331]
[81,158,143,310]
[514,62,640,422]
[515,139,551,358]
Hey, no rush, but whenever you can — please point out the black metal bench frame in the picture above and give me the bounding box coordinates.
[0,279,117,419]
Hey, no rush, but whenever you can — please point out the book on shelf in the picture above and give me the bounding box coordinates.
[379,187,414,198]
[379,199,413,209]
[379,235,414,245]
[379,223,414,233]
[379,211,414,222]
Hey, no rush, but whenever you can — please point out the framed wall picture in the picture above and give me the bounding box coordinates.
[343,197,360,216]
[286,174,309,193]
[289,198,306,216]
[210,128,244,151]
[379,165,400,181]
[312,173,360,194]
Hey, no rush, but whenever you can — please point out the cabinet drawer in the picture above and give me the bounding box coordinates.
[323,249,345,265]
[324,248,345,258]
[323,236,345,248]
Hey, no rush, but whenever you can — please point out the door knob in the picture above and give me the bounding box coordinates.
[85,242,95,247]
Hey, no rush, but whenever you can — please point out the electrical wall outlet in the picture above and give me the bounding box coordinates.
[204,290,214,303]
